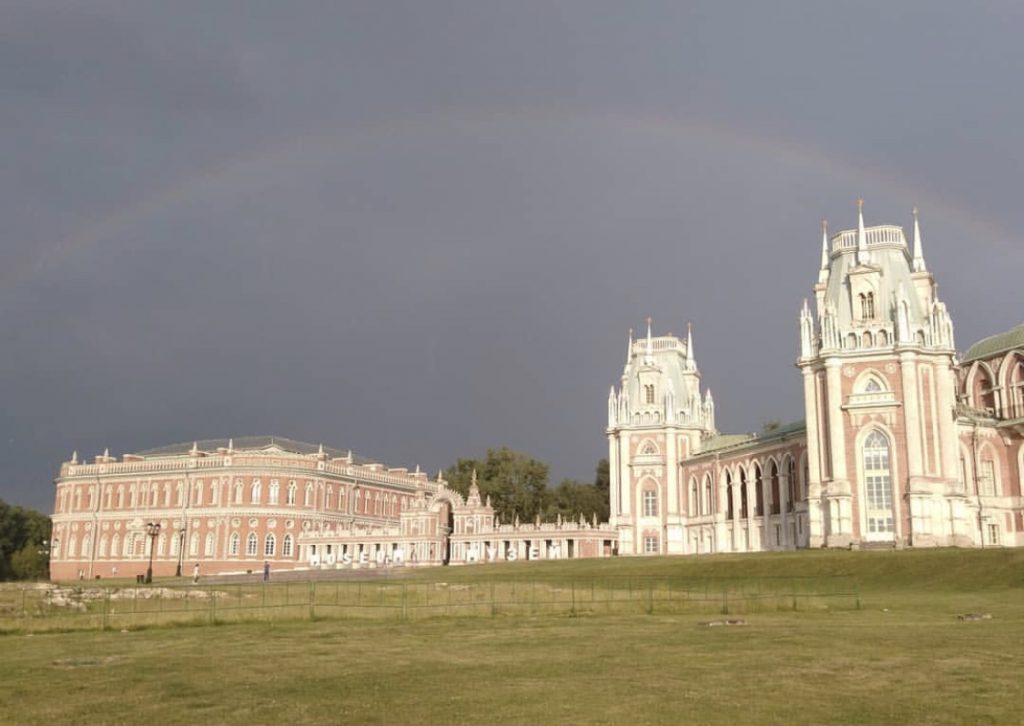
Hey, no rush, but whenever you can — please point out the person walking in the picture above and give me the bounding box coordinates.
[263,560,270,583]
[192,562,200,584]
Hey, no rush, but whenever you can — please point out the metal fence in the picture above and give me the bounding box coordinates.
[0,576,859,632]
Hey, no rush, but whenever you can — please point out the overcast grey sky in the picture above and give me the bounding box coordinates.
[2,1,1022,512]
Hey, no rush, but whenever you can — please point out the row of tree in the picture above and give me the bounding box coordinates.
[0,499,51,581]
[443,448,610,524]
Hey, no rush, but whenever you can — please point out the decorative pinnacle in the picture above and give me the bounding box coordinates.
[857,198,864,211]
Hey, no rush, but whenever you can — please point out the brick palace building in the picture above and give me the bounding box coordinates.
[50,203,1023,579]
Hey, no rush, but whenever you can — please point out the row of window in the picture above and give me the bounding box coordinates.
[57,478,406,517]
[55,531,295,560]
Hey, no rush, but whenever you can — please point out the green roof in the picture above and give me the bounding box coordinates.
[133,436,376,465]
[697,420,806,456]
[962,323,1024,363]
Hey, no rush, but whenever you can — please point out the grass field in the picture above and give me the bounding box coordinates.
[2,548,1022,725]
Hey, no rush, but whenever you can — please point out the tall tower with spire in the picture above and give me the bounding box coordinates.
[607,319,716,555]
[797,203,970,548]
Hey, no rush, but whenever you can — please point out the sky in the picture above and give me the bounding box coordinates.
[2,1,1022,512]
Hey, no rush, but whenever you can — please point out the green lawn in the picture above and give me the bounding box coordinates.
[1,549,1022,725]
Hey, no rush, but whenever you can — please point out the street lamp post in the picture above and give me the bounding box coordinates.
[144,522,161,584]
[175,527,186,577]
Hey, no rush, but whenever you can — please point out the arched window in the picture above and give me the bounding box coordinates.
[860,292,875,320]
[264,533,276,557]
[725,470,734,520]
[68,534,78,559]
[99,535,108,558]
[754,464,764,516]
[863,430,894,537]
[157,533,167,557]
[787,458,797,510]
[978,458,997,496]
[129,486,136,508]
[287,482,297,505]
[862,331,873,348]
[864,377,883,393]
[163,483,171,507]
[117,486,125,509]
[325,487,333,510]
[739,469,748,518]
[170,532,180,556]
[251,480,261,504]
[282,534,293,558]
[689,479,698,517]
[81,534,92,559]
[769,461,780,515]
[846,333,858,349]
[229,533,240,556]
[246,532,259,557]
[304,484,313,508]
[640,440,657,455]
[176,481,184,506]
[189,532,199,556]
[704,475,713,516]
[643,490,658,517]
[111,534,120,559]
[269,481,280,505]
[877,329,889,346]
[209,482,218,506]
[194,481,204,506]
[205,533,215,557]
[644,384,655,404]
[234,481,243,504]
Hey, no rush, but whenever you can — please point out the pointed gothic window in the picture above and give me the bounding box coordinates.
[864,377,883,393]
[863,430,894,536]
[860,292,875,320]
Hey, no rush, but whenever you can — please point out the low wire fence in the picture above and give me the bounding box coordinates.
[0,575,859,632]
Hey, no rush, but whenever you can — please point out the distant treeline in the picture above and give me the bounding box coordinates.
[444,448,610,525]
[0,499,51,581]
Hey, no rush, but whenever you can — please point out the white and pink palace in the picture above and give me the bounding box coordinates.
[49,203,1024,579]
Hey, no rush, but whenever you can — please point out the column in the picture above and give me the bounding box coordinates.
[801,367,825,547]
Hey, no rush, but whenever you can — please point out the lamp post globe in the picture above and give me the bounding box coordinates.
[144,522,161,584]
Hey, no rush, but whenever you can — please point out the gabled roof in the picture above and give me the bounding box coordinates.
[962,323,1024,363]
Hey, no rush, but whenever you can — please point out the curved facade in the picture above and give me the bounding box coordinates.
[50,437,428,580]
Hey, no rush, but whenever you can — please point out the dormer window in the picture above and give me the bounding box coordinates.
[859,292,875,320]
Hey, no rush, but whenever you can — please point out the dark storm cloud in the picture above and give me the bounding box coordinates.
[1,2,1021,511]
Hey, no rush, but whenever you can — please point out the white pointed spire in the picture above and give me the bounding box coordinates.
[856,199,869,264]
[686,321,698,370]
[71,450,78,464]
[191,441,198,454]
[912,206,926,272]
[818,219,830,283]
[627,328,633,360]
[644,316,654,365]
[103,447,109,459]
[227,438,234,451]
